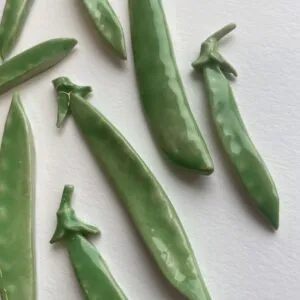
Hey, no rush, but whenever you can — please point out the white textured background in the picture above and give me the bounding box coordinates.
[0,0,299,299]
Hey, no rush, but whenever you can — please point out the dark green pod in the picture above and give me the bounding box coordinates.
[0,93,35,299]
[0,38,77,95]
[51,185,129,300]
[0,0,34,60]
[53,77,212,300]
[129,0,213,174]
[81,0,127,59]
[193,24,280,229]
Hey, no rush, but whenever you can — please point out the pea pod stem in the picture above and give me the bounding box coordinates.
[53,77,212,300]
[193,24,280,229]
[80,0,127,59]
[129,0,213,174]
[51,185,129,300]
[0,93,36,299]
[0,38,77,95]
[0,0,34,60]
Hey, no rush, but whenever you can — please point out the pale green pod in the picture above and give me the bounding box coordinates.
[193,24,280,229]
[51,185,129,300]
[0,93,35,299]
[81,0,127,59]
[0,38,77,95]
[53,77,212,300]
[0,0,34,60]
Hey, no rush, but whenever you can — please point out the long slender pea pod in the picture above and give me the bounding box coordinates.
[0,38,77,95]
[53,77,212,300]
[0,0,34,60]
[192,24,280,229]
[51,185,129,300]
[80,0,127,59]
[129,0,213,174]
[0,93,35,299]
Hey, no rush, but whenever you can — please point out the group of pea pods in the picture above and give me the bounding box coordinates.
[0,0,280,299]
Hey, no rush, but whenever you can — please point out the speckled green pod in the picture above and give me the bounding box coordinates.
[0,0,34,60]
[129,0,213,174]
[0,38,77,95]
[51,185,129,300]
[53,77,212,300]
[193,24,280,229]
[0,93,35,299]
[81,0,127,59]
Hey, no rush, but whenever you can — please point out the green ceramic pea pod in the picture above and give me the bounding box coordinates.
[0,38,77,95]
[129,0,213,174]
[193,24,280,229]
[51,185,129,300]
[53,77,212,300]
[0,0,34,60]
[80,0,127,59]
[0,93,35,299]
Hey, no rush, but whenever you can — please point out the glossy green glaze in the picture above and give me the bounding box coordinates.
[129,0,213,174]
[0,93,35,299]
[0,38,77,95]
[51,185,129,300]
[53,77,212,300]
[81,0,127,59]
[0,0,34,60]
[193,24,280,229]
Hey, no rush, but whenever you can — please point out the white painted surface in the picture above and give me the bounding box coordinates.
[0,0,299,299]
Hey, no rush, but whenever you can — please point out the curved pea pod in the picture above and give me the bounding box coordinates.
[80,0,127,59]
[0,0,34,60]
[129,0,213,174]
[0,93,35,299]
[192,24,280,229]
[52,77,212,300]
[0,38,77,95]
[50,185,129,300]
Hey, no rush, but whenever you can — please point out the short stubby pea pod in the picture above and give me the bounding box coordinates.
[53,77,212,300]
[0,0,34,60]
[0,38,77,95]
[81,0,127,59]
[192,24,280,229]
[0,93,35,299]
[129,0,213,174]
[51,185,129,300]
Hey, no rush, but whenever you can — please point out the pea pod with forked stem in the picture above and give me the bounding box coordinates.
[0,38,77,95]
[192,24,280,229]
[0,0,34,60]
[51,185,129,300]
[53,77,212,300]
[129,0,213,174]
[0,93,35,299]
[80,0,127,59]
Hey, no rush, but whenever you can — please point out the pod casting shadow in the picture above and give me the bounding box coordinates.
[192,24,280,229]
[0,0,34,60]
[80,0,127,59]
[0,93,36,299]
[52,76,212,300]
[129,0,213,174]
[51,185,129,300]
